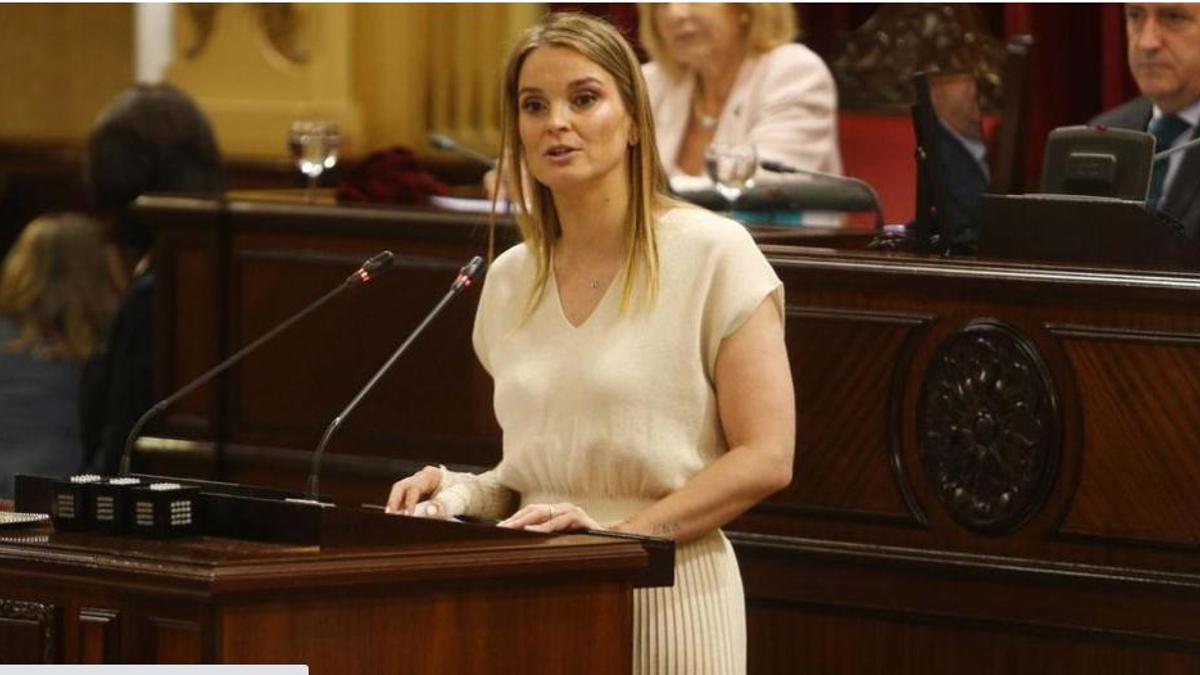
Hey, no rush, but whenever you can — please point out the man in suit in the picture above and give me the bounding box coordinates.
[930,73,990,250]
[1092,4,1200,240]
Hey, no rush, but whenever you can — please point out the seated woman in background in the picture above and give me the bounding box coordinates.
[639,3,843,189]
[0,214,118,498]
[80,83,225,474]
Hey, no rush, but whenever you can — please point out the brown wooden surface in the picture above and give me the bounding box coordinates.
[140,196,1200,672]
[0,516,645,671]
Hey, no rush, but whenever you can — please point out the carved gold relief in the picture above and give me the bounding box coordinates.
[182,4,307,65]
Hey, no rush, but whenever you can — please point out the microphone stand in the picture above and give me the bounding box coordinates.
[118,251,399,475]
[306,256,485,499]
[427,132,497,168]
[760,159,886,230]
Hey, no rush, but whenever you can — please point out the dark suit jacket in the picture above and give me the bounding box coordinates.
[1091,97,1200,240]
[80,270,154,475]
[934,121,990,250]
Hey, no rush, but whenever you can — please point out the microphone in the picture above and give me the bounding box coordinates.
[760,159,886,229]
[427,132,497,168]
[306,255,485,499]
[1154,134,1200,162]
[118,251,400,475]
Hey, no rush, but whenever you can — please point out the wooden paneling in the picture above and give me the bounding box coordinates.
[77,608,120,664]
[146,617,203,664]
[774,307,934,526]
[0,517,650,672]
[141,197,1200,672]
[1050,327,1200,548]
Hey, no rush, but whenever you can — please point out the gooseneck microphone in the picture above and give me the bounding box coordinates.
[760,159,886,229]
[1155,134,1200,162]
[428,132,497,168]
[118,251,400,475]
[306,255,485,499]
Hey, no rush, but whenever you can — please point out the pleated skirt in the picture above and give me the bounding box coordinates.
[521,495,746,674]
[633,530,746,674]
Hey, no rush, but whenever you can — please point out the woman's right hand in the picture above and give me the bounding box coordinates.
[385,465,443,516]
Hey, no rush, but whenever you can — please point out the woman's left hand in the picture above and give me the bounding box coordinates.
[497,502,602,533]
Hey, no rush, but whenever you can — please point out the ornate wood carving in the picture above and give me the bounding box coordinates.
[917,320,1060,534]
[829,4,1007,112]
[253,4,308,65]
[0,598,59,664]
[182,4,308,65]
[182,4,218,60]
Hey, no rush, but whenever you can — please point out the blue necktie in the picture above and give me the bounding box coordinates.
[1148,115,1189,205]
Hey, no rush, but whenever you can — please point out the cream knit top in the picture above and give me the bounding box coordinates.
[436,205,783,526]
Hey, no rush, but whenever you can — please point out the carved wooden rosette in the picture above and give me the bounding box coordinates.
[917,320,1059,534]
[829,4,1006,112]
[0,598,59,663]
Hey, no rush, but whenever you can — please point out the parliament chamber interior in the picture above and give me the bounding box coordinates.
[1,3,1200,673]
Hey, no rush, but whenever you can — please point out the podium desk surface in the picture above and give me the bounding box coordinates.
[0,522,651,595]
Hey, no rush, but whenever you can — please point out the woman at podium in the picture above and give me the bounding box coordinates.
[387,13,795,674]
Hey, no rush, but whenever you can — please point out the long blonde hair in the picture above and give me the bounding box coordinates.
[0,213,119,360]
[638,4,799,80]
[494,11,674,316]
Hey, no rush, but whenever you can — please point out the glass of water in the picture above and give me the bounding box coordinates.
[287,120,341,202]
[705,144,757,211]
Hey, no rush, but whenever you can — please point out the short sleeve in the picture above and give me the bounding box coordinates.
[701,223,784,375]
[471,268,497,375]
[471,244,529,376]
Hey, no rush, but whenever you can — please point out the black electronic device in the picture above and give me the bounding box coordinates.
[1041,126,1155,201]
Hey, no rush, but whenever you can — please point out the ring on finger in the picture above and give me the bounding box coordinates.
[547,504,556,518]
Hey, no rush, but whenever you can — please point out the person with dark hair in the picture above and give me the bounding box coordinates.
[80,83,224,475]
[0,214,119,496]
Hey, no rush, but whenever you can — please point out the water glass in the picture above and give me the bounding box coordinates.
[705,144,758,210]
[287,120,341,202]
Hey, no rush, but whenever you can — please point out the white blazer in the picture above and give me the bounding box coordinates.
[643,43,843,192]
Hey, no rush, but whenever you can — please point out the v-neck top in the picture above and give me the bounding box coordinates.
[441,206,783,521]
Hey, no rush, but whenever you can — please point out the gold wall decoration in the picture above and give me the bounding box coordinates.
[167,3,543,160]
[182,4,217,60]
[168,3,361,160]
[254,4,308,66]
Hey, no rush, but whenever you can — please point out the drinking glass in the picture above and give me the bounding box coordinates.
[705,144,758,211]
[287,120,341,202]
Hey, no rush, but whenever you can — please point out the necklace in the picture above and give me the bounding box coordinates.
[692,96,719,130]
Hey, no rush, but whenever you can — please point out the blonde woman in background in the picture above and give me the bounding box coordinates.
[0,214,118,498]
[388,12,795,674]
[640,3,843,191]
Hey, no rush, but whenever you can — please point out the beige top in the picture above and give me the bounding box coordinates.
[436,206,783,524]
[643,43,843,187]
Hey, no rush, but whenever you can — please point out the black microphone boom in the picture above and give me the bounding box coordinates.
[760,159,886,229]
[118,250,400,475]
[306,255,485,499]
[427,132,497,168]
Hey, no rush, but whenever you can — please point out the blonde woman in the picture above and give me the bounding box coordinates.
[0,214,118,497]
[640,3,842,190]
[387,12,794,673]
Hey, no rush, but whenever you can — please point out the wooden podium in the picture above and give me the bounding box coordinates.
[0,500,666,672]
